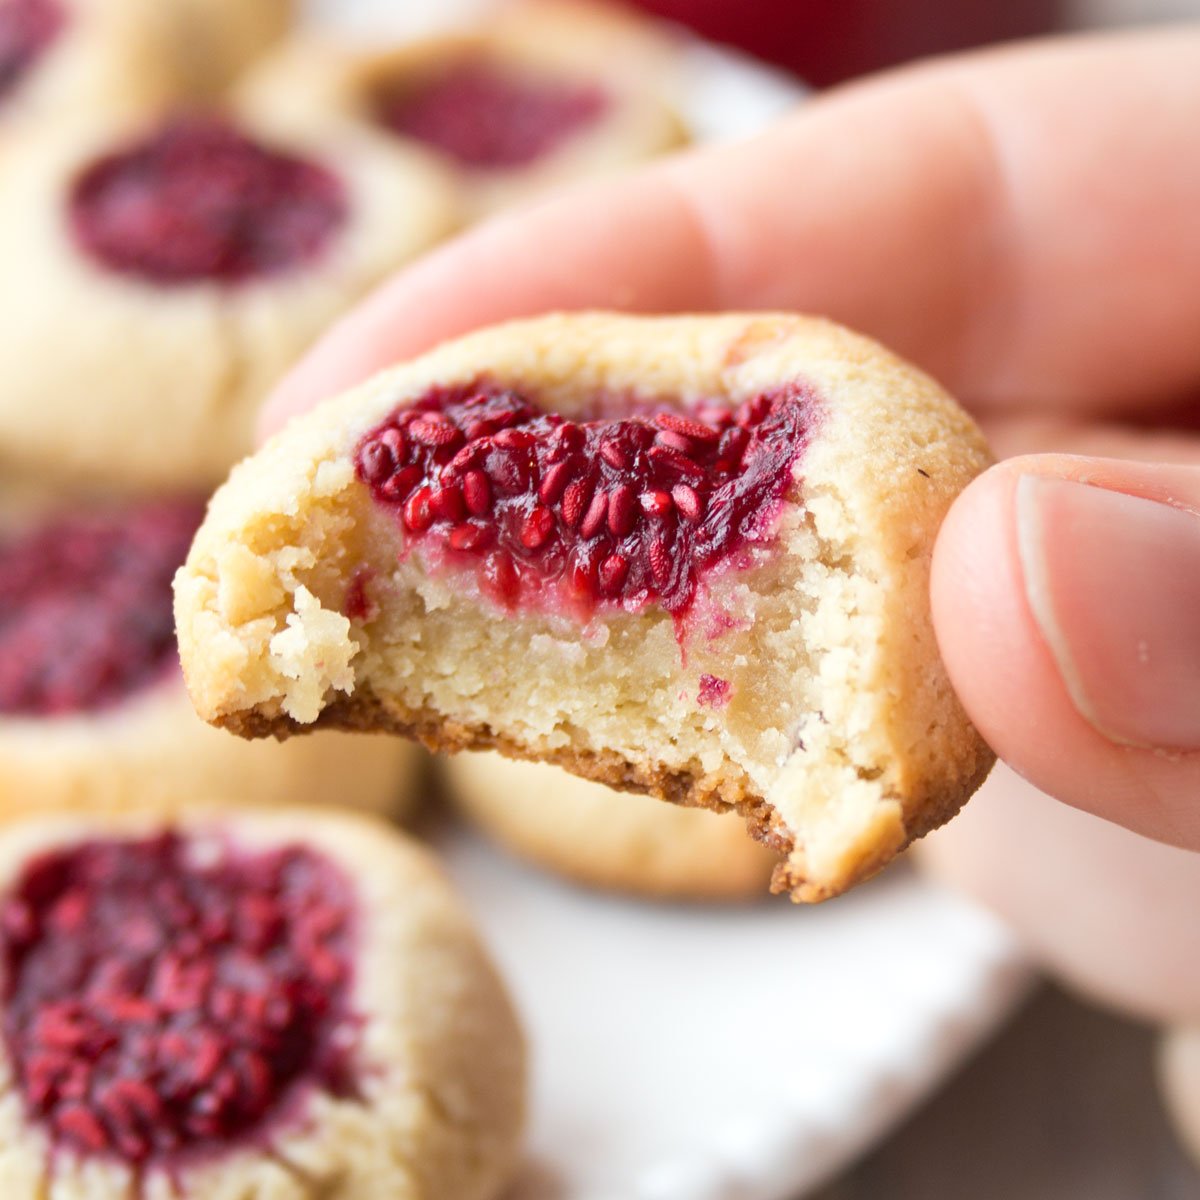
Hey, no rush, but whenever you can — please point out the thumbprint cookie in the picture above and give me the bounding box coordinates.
[0,807,524,1198]
[175,313,995,902]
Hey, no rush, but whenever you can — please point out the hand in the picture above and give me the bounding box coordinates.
[264,26,1200,1020]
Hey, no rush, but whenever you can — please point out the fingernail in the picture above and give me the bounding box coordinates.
[1016,474,1200,750]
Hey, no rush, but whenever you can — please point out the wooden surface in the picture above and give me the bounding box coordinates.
[812,984,1200,1199]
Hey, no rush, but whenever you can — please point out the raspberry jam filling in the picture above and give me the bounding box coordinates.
[0,499,203,718]
[355,383,815,620]
[69,116,347,285]
[0,0,63,102]
[697,674,732,709]
[375,59,609,169]
[0,832,358,1168]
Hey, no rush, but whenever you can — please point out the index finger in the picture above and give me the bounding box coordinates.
[264,25,1200,434]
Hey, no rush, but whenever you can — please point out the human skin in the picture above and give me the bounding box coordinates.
[262,26,1200,1021]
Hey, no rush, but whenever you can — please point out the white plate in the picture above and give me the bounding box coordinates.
[432,818,1031,1200]
[298,5,1034,1195]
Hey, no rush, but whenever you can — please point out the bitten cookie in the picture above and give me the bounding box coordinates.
[237,0,686,220]
[0,108,457,490]
[446,750,778,900]
[0,491,417,819]
[0,807,525,1199]
[175,313,996,902]
[0,0,292,128]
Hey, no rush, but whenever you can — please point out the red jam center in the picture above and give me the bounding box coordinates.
[697,673,732,708]
[69,116,347,285]
[0,0,62,102]
[0,499,203,718]
[355,384,815,620]
[376,59,609,169]
[0,832,358,1168]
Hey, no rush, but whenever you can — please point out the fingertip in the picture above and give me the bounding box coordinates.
[931,458,1060,759]
[933,455,1200,847]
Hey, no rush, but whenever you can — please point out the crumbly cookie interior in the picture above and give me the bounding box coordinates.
[177,312,995,901]
[196,452,899,896]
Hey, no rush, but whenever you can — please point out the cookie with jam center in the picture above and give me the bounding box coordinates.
[175,312,995,902]
[0,806,525,1199]
[0,488,418,820]
[237,0,687,221]
[0,107,459,490]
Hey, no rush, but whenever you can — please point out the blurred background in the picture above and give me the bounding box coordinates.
[316,0,1200,81]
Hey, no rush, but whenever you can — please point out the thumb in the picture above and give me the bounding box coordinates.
[931,454,1200,849]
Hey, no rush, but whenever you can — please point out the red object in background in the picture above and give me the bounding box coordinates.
[623,0,1063,86]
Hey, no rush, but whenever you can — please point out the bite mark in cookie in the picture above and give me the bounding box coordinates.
[69,116,348,285]
[0,0,62,103]
[374,58,609,169]
[174,313,996,902]
[0,830,358,1170]
[355,382,816,624]
[0,499,202,717]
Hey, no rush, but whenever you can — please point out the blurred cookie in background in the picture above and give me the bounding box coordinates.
[444,751,779,901]
[0,806,525,1199]
[0,0,294,131]
[0,108,458,490]
[1161,1026,1200,1174]
[165,0,294,95]
[0,490,419,821]
[239,0,688,220]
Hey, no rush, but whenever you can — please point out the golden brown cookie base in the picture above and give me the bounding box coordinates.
[222,688,991,902]
[444,751,779,901]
